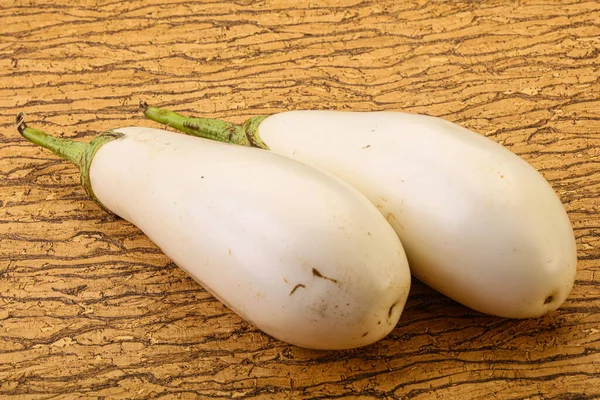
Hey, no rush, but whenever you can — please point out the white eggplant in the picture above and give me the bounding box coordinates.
[143,106,577,319]
[16,115,411,350]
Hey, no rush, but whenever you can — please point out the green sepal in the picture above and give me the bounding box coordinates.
[242,116,269,150]
[80,131,124,211]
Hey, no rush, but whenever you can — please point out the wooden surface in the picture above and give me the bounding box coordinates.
[1,0,599,398]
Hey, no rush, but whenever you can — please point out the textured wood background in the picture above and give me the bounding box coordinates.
[1,0,599,398]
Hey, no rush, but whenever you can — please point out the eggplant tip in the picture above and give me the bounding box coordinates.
[139,100,149,112]
[16,112,27,134]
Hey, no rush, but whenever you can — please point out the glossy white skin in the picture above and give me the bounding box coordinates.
[258,111,577,318]
[89,127,411,350]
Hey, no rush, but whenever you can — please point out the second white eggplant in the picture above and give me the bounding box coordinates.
[144,105,577,319]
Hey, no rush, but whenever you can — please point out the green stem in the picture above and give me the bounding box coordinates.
[17,115,88,168]
[141,102,270,150]
[16,113,122,210]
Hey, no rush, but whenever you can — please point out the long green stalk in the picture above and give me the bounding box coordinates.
[16,113,121,208]
[140,102,269,150]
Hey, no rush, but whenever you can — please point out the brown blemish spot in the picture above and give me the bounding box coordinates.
[312,268,338,283]
[362,144,371,149]
[283,277,288,283]
[388,302,400,320]
[309,302,329,318]
[361,332,369,337]
[544,294,555,304]
[289,284,306,296]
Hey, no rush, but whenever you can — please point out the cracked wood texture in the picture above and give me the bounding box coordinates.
[1,0,599,399]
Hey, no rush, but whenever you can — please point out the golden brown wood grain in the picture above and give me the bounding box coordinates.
[1,0,599,398]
